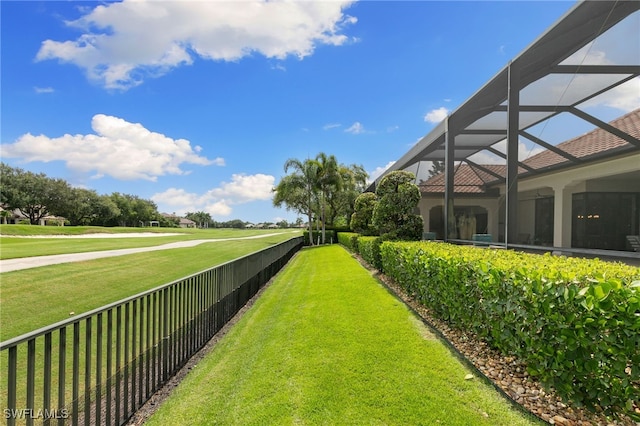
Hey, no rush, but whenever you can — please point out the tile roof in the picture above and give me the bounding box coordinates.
[420,164,507,194]
[420,108,640,195]
[522,108,640,171]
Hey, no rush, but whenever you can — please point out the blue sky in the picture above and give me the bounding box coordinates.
[3,0,632,223]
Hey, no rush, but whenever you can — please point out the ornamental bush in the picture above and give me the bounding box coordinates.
[350,192,378,236]
[379,240,640,418]
[372,171,423,241]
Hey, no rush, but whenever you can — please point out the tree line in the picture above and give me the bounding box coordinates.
[0,163,260,228]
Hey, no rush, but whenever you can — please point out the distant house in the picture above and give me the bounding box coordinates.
[0,205,65,226]
[178,218,196,228]
[161,213,196,228]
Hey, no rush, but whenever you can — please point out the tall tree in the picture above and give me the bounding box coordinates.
[185,211,213,228]
[91,195,121,226]
[273,157,320,245]
[328,163,368,227]
[0,163,71,224]
[63,188,103,226]
[108,193,158,227]
[315,153,341,244]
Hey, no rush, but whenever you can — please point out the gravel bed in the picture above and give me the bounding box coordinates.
[358,254,640,426]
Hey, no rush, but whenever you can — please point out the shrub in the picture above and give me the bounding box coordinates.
[379,240,640,418]
[337,232,358,251]
[350,192,378,235]
[371,171,423,241]
[358,236,383,270]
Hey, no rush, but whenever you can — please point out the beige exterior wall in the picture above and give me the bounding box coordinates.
[419,152,639,248]
[418,196,501,241]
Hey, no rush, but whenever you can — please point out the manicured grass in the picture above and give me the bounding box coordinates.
[0,233,297,340]
[0,227,298,259]
[146,245,540,426]
[0,224,194,236]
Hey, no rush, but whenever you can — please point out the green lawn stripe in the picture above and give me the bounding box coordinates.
[0,233,297,340]
[0,228,297,260]
[147,245,540,426]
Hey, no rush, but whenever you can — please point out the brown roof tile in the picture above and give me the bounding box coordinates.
[523,108,640,170]
[420,164,506,194]
[420,108,640,194]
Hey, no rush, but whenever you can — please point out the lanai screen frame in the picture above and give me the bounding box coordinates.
[368,0,640,246]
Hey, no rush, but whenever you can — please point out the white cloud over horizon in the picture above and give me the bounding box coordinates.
[151,173,275,217]
[35,0,357,90]
[0,114,221,181]
[424,107,449,124]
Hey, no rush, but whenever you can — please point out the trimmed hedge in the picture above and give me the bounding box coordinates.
[357,236,383,270]
[379,240,640,417]
[337,232,359,252]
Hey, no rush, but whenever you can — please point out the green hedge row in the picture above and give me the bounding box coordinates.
[337,232,358,251]
[378,241,640,417]
[355,236,383,270]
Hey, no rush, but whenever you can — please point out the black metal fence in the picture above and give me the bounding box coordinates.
[1,236,303,426]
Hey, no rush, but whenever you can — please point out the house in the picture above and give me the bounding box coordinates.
[178,218,196,228]
[419,109,640,251]
[369,1,640,257]
[0,205,66,226]
[161,213,197,228]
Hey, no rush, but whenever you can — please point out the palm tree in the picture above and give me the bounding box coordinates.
[273,157,320,245]
[315,153,341,244]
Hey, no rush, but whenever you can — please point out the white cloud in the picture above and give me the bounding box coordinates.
[424,107,449,124]
[387,125,399,133]
[151,173,275,217]
[35,1,357,90]
[583,77,640,113]
[323,123,341,130]
[0,114,221,181]
[368,161,395,183]
[468,139,545,165]
[560,41,640,113]
[34,87,55,94]
[345,121,365,134]
[209,173,275,203]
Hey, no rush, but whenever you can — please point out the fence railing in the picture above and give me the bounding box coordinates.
[1,236,303,426]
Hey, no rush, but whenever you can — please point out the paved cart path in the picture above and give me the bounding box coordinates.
[0,232,295,273]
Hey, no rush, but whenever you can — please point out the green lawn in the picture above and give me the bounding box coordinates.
[0,226,298,259]
[0,224,194,236]
[147,245,540,426]
[0,232,298,340]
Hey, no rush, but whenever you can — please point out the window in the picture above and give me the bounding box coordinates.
[572,192,639,251]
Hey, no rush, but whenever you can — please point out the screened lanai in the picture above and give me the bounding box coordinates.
[369,0,640,259]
